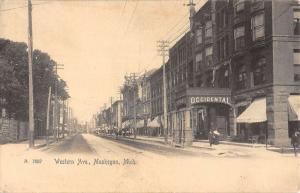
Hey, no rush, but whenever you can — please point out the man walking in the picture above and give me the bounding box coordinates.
[291,128,300,157]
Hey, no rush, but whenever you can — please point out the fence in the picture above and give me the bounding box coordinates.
[0,118,28,143]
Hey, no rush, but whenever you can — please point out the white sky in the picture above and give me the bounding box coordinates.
[0,0,205,123]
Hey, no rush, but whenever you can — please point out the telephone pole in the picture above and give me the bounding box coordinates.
[110,97,113,134]
[53,63,64,141]
[27,0,35,148]
[125,73,138,139]
[46,86,52,146]
[158,40,169,144]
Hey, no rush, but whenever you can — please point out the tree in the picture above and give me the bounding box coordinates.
[0,38,70,135]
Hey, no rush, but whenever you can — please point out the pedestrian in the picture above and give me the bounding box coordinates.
[208,130,214,147]
[291,128,300,157]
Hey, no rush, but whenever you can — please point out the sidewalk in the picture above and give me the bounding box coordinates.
[122,135,299,154]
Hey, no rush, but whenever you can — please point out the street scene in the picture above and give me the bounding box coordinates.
[1,0,300,192]
[1,133,299,192]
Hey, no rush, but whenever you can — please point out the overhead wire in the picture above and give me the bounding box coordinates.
[0,2,52,12]
[123,0,139,35]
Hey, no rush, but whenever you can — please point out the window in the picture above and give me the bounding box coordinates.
[195,52,203,72]
[205,46,213,66]
[205,21,212,38]
[294,9,300,35]
[251,13,265,40]
[234,0,245,14]
[195,75,203,87]
[217,9,227,30]
[253,57,266,85]
[196,28,202,44]
[237,64,247,89]
[251,0,264,11]
[206,71,213,87]
[294,49,300,81]
[218,67,230,88]
[205,46,212,56]
[234,26,245,50]
[206,47,213,66]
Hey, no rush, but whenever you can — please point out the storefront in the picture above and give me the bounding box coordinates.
[170,88,232,146]
[236,97,267,143]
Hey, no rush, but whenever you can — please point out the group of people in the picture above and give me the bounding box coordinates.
[208,128,300,157]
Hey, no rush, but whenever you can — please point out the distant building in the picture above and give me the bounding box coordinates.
[111,100,123,131]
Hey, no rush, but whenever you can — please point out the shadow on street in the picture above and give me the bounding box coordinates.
[99,135,212,157]
[46,134,95,154]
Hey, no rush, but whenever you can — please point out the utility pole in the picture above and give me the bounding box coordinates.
[46,86,52,146]
[185,0,196,29]
[125,73,138,139]
[110,97,113,135]
[62,99,65,138]
[53,63,63,141]
[158,40,169,144]
[27,0,35,148]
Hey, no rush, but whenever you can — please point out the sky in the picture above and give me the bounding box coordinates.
[0,0,206,123]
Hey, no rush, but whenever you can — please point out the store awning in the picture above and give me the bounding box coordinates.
[236,98,267,123]
[122,120,131,129]
[288,95,300,121]
[148,117,160,128]
[136,120,144,128]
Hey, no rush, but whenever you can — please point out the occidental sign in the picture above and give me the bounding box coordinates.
[190,96,231,105]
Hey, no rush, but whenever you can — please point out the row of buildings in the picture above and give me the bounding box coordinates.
[98,0,300,147]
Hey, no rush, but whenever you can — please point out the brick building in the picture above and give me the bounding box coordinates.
[167,0,300,146]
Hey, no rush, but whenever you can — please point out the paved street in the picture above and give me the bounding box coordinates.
[1,133,300,193]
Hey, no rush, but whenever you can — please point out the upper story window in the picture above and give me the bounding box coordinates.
[294,9,300,35]
[195,52,203,72]
[253,57,266,86]
[251,0,264,11]
[205,46,213,66]
[234,0,245,14]
[217,9,227,30]
[251,13,265,40]
[234,26,245,50]
[237,64,247,89]
[196,28,203,45]
[294,49,300,81]
[205,21,212,38]
[205,46,212,56]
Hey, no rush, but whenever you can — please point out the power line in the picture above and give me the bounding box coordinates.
[123,0,139,35]
[0,2,51,12]
[165,22,190,41]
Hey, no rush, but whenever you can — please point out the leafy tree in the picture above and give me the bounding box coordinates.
[0,38,70,134]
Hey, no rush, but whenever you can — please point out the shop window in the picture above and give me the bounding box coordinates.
[205,46,213,66]
[196,28,203,45]
[294,9,300,35]
[234,0,245,15]
[205,21,212,38]
[251,13,265,41]
[237,64,247,89]
[195,52,203,72]
[234,26,245,50]
[294,49,300,81]
[253,57,266,85]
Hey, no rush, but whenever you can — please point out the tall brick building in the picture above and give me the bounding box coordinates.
[166,0,300,146]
